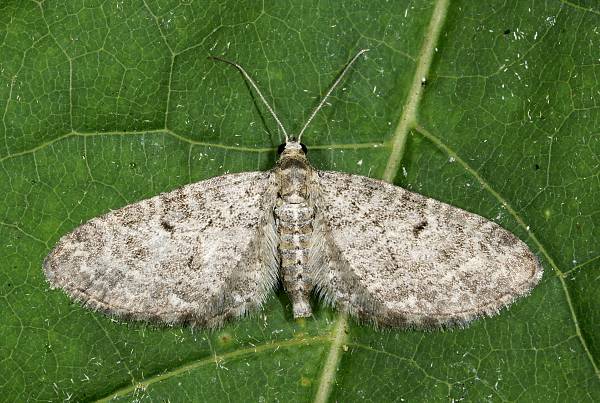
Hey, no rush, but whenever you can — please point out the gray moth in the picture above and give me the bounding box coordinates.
[44,50,543,328]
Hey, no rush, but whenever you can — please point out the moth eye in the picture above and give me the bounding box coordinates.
[300,143,308,154]
[277,143,286,155]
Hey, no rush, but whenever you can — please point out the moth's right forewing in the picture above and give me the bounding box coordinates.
[44,171,278,327]
[315,171,543,328]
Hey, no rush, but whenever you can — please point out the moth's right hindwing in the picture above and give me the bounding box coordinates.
[44,172,278,327]
[312,171,543,328]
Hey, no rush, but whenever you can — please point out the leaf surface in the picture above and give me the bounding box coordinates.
[0,0,598,401]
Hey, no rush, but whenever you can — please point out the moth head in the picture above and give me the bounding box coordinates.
[277,140,308,158]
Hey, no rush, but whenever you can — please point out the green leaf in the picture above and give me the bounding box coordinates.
[1,0,598,401]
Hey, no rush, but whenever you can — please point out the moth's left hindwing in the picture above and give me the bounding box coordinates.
[44,172,279,327]
[311,171,543,328]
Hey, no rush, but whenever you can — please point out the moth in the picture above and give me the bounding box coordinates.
[44,50,542,328]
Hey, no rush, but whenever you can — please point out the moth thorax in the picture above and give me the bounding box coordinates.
[276,158,312,203]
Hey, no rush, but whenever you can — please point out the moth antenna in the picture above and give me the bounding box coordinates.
[209,56,289,142]
[297,49,369,142]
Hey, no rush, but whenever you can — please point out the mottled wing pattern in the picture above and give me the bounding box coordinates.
[312,171,543,328]
[44,172,279,327]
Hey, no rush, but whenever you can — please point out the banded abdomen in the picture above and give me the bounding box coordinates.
[275,200,315,317]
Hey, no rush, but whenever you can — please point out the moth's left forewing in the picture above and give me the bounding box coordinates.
[312,171,543,328]
[44,171,279,327]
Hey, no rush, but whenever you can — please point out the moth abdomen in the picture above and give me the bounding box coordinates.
[273,153,318,318]
[279,232,311,249]
[274,203,313,223]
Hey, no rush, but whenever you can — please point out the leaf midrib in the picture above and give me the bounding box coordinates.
[312,1,451,402]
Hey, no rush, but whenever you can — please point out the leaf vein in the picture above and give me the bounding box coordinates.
[414,124,600,381]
